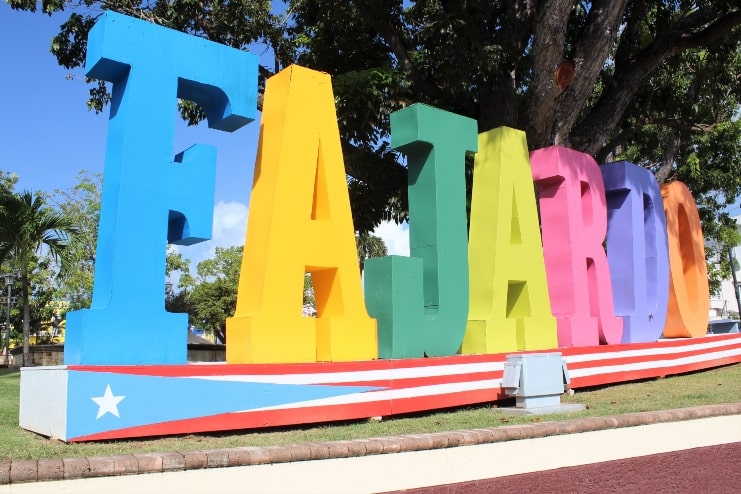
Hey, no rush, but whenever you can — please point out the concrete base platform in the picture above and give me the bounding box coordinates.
[18,333,741,442]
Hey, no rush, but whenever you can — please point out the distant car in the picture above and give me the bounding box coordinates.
[190,327,206,337]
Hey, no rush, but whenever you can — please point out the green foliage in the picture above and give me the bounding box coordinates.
[22,258,57,336]
[0,190,78,363]
[40,171,101,310]
[164,246,196,320]
[166,246,194,289]
[9,0,739,247]
[303,273,315,316]
[356,232,388,274]
[188,246,243,339]
[705,216,741,296]
[0,172,18,197]
[615,36,741,289]
[5,1,741,302]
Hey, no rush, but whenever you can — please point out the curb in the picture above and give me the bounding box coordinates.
[2,403,739,485]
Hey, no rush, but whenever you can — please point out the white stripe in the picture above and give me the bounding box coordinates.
[238,378,504,412]
[185,337,740,385]
[238,348,739,413]
[569,348,740,378]
[564,337,740,364]
[186,361,506,385]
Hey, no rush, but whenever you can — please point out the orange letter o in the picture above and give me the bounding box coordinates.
[661,182,709,338]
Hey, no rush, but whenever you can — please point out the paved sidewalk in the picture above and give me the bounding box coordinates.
[1,403,739,493]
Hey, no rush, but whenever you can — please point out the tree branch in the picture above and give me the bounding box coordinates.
[676,10,741,50]
[595,120,647,163]
[571,9,741,156]
[648,118,718,134]
[526,0,572,148]
[655,130,681,184]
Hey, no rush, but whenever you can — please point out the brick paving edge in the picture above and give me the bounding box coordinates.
[2,403,739,485]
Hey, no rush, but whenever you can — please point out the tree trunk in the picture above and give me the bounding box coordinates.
[655,131,681,184]
[551,0,629,147]
[528,0,629,150]
[526,0,573,148]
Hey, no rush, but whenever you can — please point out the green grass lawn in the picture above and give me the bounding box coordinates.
[1,363,739,461]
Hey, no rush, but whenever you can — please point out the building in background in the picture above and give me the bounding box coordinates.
[709,213,741,321]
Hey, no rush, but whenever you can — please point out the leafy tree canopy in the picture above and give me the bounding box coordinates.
[7,0,741,273]
[356,231,388,274]
[0,172,18,196]
[40,171,101,310]
[185,245,243,342]
[0,189,79,363]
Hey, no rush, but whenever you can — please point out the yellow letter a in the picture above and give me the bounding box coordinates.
[462,127,557,353]
[226,65,377,364]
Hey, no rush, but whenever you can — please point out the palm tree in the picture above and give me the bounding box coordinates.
[0,191,78,365]
[356,231,388,275]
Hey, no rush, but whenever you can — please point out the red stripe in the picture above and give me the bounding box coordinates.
[70,401,395,442]
[566,341,741,370]
[68,359,393,376]
[570,355,741,388]
[68,335,741,380]
[389,388,509,415]
[560,334,741,357]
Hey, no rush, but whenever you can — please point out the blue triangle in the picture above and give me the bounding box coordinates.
[68,371,381,438]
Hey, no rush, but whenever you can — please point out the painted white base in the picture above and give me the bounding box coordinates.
[18,366,67,440]
[2,415,739,494]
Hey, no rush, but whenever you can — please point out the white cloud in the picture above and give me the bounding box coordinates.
[373,220,410,257]
[174,200,249,269]
[211,201,250,247]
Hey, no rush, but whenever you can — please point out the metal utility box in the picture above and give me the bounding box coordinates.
[502,352,570,409]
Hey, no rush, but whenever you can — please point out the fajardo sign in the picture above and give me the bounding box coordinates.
[20,11,737,444]
[64,11,709,367]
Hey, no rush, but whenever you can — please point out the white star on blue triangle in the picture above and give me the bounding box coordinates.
[90,384,125,419]
[68,371,381,438]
